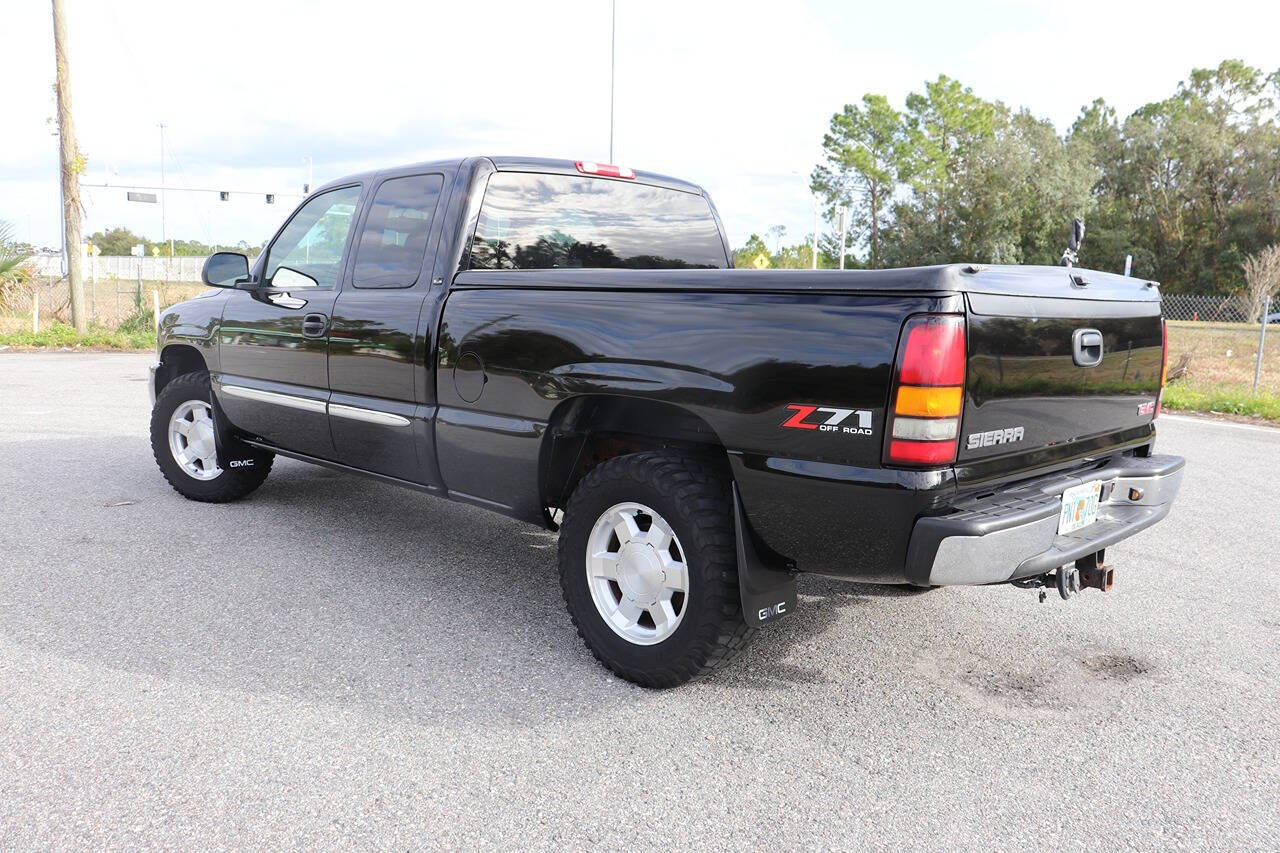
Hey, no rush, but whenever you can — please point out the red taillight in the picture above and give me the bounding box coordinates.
[898,317,966,386]
[885,314,966,468]
[1156,318,1168,417]
[574,160,635,179]
[888,438,958,465]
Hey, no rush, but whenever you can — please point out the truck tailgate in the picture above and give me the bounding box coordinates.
[959,268,1164,473]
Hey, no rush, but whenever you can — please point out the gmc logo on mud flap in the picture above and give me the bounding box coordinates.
[758,601,787,621]
[228,459,255,468]
[781,404,873,436]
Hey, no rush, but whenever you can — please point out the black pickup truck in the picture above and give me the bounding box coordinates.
[149,156,1183,687]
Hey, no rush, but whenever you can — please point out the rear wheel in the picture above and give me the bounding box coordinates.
[558,451,754,688]
[150,371,273,502]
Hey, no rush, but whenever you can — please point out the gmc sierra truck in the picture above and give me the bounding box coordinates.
[149,156,1183,687]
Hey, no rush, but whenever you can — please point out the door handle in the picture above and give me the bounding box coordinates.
[302,313,329,339]
[1072,328,1104,367]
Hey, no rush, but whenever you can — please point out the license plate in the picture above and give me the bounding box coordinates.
[1058,480,1102,535]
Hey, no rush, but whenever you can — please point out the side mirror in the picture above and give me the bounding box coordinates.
[202,252,251,287]
[1069,218,1086,252]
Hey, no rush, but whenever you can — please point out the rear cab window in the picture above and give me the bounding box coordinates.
[352,173,445,288]
[468,172,727,270]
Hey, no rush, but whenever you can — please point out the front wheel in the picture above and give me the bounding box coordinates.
[150,371,273,502]
[558,451,755,688]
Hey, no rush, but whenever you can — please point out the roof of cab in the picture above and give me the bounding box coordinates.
[315,156,706,196]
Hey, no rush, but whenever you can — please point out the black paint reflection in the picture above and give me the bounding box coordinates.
[469,173,726,270]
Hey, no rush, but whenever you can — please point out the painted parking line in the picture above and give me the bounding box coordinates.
[1161,413,1280,435]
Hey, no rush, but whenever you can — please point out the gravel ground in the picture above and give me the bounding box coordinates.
[1,352,1277,850]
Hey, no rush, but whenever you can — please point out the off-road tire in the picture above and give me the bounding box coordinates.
[558,451,755,688]
[150,371,273,502]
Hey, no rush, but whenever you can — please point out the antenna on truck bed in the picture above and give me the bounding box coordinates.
[1060,218,1086,268]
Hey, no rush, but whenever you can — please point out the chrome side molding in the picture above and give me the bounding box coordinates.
[220,383,410,426]
[220,384,327,414]
[328,403,411,427]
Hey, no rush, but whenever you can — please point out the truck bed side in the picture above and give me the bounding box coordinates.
[435,279,957,577]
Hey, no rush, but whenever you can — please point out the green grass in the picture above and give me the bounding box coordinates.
[0,322,155,351]
[1161,383,1280,422]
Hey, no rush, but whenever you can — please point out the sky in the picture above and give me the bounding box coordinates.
[4,0,1279,255]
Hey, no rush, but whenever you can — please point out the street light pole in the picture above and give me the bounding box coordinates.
[811,200,819,270]
[609,0,616,163]
[158,122,172,257]
[838,206,848,270]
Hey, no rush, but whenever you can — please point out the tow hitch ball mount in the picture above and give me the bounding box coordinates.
[1012,550,1113,602]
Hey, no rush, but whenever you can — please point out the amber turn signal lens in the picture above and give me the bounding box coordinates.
[894,385,963,418]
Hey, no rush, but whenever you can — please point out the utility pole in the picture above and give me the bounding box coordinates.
[51,0,87,332]
[608,0,616,162]
[158,123,173,257]
[838,206,848,270]
[811,200,819,270]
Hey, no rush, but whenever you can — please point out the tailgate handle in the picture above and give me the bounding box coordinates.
[1073,328,1104,367]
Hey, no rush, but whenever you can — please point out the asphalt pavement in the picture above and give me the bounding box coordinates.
[1,352,1277,849]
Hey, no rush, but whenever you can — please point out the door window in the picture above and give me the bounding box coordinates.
[264,185,362,288]
[352,174,445,288]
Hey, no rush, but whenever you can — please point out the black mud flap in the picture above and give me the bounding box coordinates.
[733,484,797,628]
[209,390,271,472]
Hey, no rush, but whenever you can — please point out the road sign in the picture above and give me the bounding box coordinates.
[130,244,145,257]
[126,191,158,203]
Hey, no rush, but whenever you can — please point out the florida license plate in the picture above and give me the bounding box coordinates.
[1058,480,1102,535]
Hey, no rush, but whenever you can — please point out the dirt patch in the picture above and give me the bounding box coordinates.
[1080,653,1150,681]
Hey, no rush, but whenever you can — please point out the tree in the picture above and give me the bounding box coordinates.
[811,94,902,268]
[765,225,787,255]
[733,234,770,268]
[1242,244,1280,322]
[0,221,35,312]
[760,59,1280,294]
[86,226,146,256]
[896,75,996,257]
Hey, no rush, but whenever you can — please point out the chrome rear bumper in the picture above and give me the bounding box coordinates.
[905,454,1184,586]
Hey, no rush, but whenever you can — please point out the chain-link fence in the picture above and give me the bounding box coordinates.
[1160,294,1278,396]
[0,275,209,333]
[1160,294,1257,323]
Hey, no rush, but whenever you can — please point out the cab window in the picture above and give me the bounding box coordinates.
[264,185,362,287]
[352,174,445,288]
[469,172,726,270]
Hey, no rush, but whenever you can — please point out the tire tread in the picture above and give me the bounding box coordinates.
[558,451,755,687]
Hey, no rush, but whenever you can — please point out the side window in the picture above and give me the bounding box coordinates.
[264,185,362,288]
[352,174,445,288]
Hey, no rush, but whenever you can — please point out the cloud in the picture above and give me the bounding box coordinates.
[4,0,1279,251]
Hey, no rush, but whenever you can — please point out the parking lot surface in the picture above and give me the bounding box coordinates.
[1,352,1277,849]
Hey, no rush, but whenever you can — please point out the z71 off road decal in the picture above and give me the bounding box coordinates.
[781,404,874,436]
